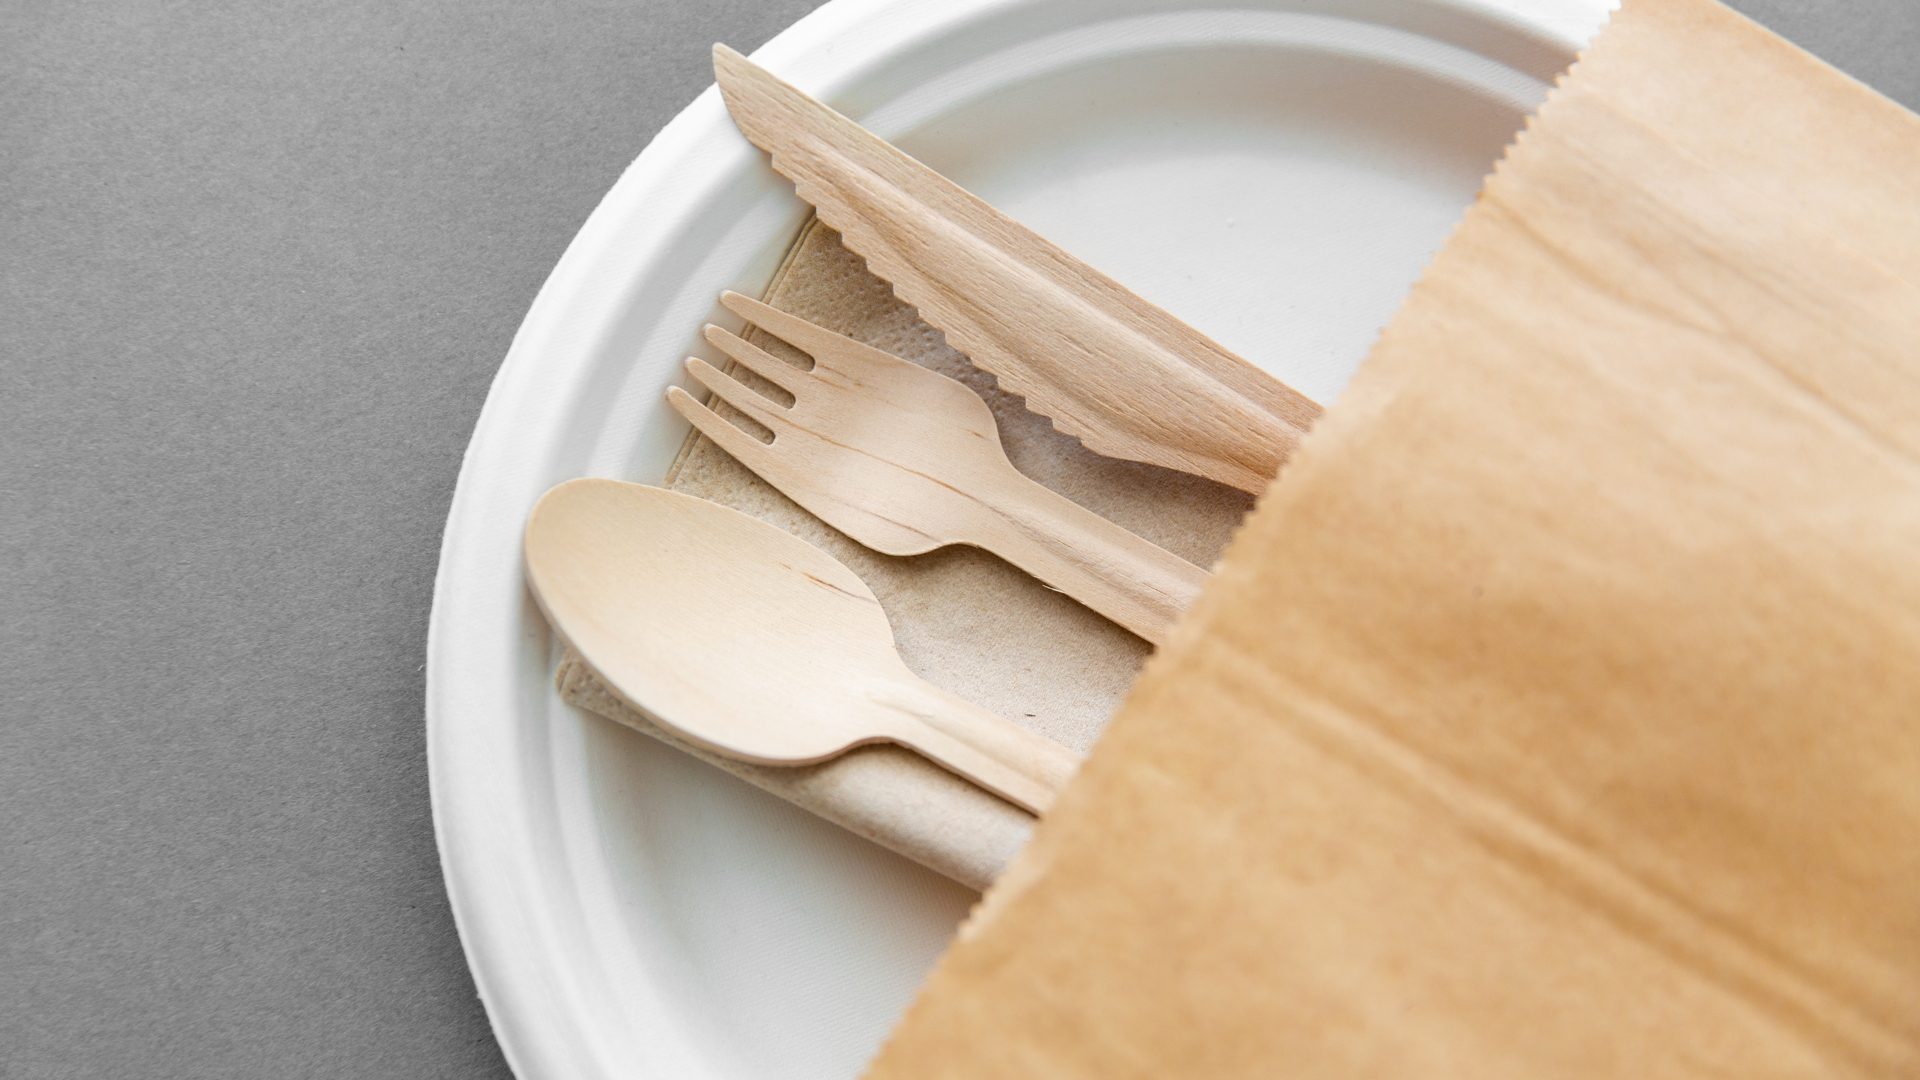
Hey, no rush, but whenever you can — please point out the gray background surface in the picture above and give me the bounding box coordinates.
[4,1,1914,1077]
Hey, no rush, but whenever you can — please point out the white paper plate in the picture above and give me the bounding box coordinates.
[427,1,1612,1076]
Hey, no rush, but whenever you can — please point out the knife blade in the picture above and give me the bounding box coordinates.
[712,44,1321,494]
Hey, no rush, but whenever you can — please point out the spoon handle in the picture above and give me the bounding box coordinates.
[976,467,1209,647]
[878,683,1081,815]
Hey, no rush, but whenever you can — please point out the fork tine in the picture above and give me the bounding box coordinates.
[666,386,791,476]
[702,324,807,396]
[718,291,898,373]
[683,357,796,434]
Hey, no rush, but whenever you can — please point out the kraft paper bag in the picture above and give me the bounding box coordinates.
[862,0,1920,1074]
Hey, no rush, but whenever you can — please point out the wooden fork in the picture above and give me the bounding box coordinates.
[666,292,1208,646]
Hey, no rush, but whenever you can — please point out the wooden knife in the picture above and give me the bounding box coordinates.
[712,45,1322,495]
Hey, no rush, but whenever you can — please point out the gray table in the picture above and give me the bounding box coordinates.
[4,2,1914,1076]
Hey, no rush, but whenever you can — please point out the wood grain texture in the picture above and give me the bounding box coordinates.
[861,1,1920,1075]
[524,479,1079,814]
[669,291,1209,645]
[712,44,1322,494]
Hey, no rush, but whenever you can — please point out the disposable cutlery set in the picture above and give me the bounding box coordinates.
[525,48,1319,813]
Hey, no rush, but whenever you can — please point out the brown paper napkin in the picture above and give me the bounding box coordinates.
[556,220,1254,890]
[862,0,1920,1074]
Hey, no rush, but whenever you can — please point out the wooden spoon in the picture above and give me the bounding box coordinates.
[523,478,1080,814]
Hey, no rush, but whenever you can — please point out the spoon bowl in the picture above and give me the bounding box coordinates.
[523,479,1078,812]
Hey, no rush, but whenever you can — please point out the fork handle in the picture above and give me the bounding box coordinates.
[978,470,1209,646]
